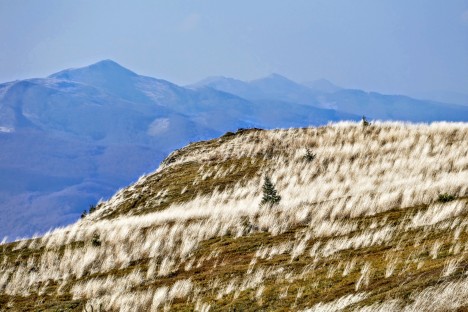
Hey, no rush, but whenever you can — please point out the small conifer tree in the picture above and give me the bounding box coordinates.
[362,115,370,127]
[304,148,316,162]
[261,176,281,206]
[91,233,101,247]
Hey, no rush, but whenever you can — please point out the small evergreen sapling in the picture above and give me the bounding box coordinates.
[91,233,101,247]
[362,116,370,127]
[304,148,316,162]
[80,204,97,219]
[261,176,281,206]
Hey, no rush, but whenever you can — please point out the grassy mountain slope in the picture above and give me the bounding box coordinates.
[1,122,467,311]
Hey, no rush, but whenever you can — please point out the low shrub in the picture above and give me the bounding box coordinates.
[304,148,316,162]
[438,193,455,203]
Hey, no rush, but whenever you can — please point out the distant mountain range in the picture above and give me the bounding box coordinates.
[1,59,467,239]
[190,75,468,122]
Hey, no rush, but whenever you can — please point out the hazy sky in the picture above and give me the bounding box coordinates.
[1,0,468,96]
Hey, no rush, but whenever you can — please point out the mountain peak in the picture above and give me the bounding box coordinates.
[303,78,342,93]
[267,72,287,79]
[251,73,304,89]
[48,59,137,80]
[188,75,250,93]
[192,75,240,86]
[87,59,135,74]
[93,59,121,66]
[259,73,292,82]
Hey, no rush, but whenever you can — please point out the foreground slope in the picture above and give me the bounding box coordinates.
[1,122,467,311]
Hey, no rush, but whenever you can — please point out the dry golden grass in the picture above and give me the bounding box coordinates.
[0,122,467,311]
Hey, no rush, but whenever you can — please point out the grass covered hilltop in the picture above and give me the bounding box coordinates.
[1,121,467,311]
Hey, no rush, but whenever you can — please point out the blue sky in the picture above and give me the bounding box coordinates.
[1,0,467,96]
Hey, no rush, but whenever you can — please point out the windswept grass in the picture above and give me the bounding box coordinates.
[0,122,467,311]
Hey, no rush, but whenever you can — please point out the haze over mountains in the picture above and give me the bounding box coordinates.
[1,59,467,239]
[192,75,468,122]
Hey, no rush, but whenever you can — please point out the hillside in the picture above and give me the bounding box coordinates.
[1,122,468,311]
